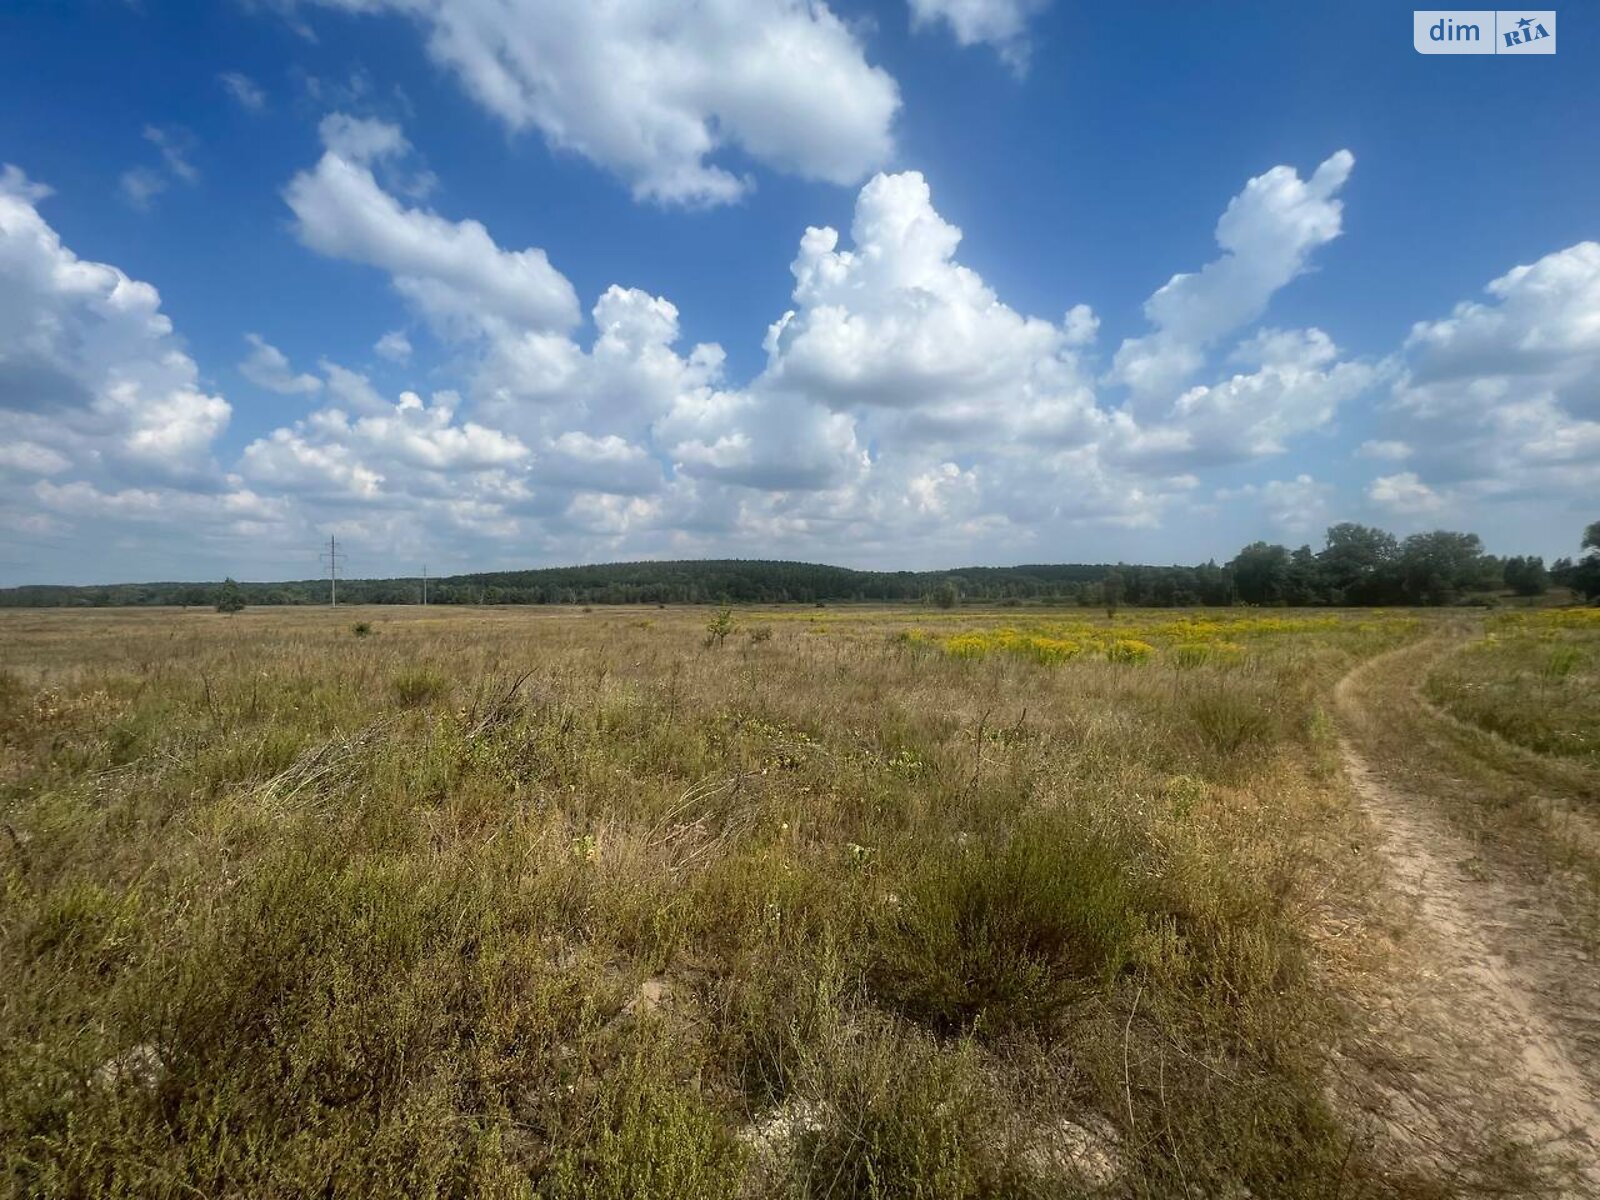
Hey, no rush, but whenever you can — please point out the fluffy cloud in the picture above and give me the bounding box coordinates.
[760,171,1102,449]
[299,0,899,206]
[1111,151,1354,408]
[0,167,320,582]
[252,134,1381,570]
[1402,242,1600,397]
[240,388,526,500]
[240,334,323,395]
[1366,471,1444,516]
[1115,328,1374,469]
[320,360,390,415]
[33,479,286,526]
[285,115,579,338]
[1377,241,1600,505]
[908,0,1050,71]
[0,165,229,481]
[0,441,70,476]
[34,130,1555,583]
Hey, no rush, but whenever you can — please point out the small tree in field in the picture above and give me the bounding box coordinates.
[215,578,245,614]
[932,580,959,610]
[1575,520,1600,603]
[704,607,735,648]
[1101,569,1124,620]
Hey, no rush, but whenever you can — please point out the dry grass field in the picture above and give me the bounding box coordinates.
[2,604,1597,1198]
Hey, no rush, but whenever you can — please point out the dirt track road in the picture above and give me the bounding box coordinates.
[1334,643,1600,1196]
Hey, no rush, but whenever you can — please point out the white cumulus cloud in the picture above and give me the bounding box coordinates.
[0,165,230,481]
[1111,151,1354,409]
[285,114,580,339]
[298,0,900,206]
[1378,241,1600,507]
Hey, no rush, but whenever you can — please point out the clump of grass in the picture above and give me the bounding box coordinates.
[1542,644,1583,682]
[352,621,373,637]
[1188,685,1277,758]
[868,810,1146,1035]
[771,1018,1008,1198]
[390,665,449,708]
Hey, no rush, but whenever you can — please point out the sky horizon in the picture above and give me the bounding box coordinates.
[1,1,1596,588]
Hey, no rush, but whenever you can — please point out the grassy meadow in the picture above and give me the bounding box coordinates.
[1424,608,1600,768]
[0,601,1496,1197]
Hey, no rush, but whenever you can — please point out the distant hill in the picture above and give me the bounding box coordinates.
[0,558,1165,608]
[5,525,1565,609]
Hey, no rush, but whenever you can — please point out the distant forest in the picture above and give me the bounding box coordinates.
[4,522,1599,610]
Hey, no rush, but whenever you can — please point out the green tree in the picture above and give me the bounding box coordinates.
[704,607,735,648]
[1318,523,1398,602]
[931,580,959,609]
[1574,521,1600,602]
[1502,555,1549,597]
[1284,545,1323,606]
[1397,531,1492,605]
[1228,542,1290,605]
[1100,568,1124,619]
[215,578,245,614]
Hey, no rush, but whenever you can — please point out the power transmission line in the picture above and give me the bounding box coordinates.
[319,536,345,606]
[421,564,428,606]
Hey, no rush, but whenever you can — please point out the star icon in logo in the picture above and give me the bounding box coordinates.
[1517,15,1534,29]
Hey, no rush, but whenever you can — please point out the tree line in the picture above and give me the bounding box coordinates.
[3,521,1597,610]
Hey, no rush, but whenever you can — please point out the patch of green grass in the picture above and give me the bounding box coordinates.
[1426,620,1600,765]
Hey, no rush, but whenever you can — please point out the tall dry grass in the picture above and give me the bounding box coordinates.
[1,604,1425,1197]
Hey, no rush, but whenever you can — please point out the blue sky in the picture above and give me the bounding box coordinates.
[1,0,1596,585]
